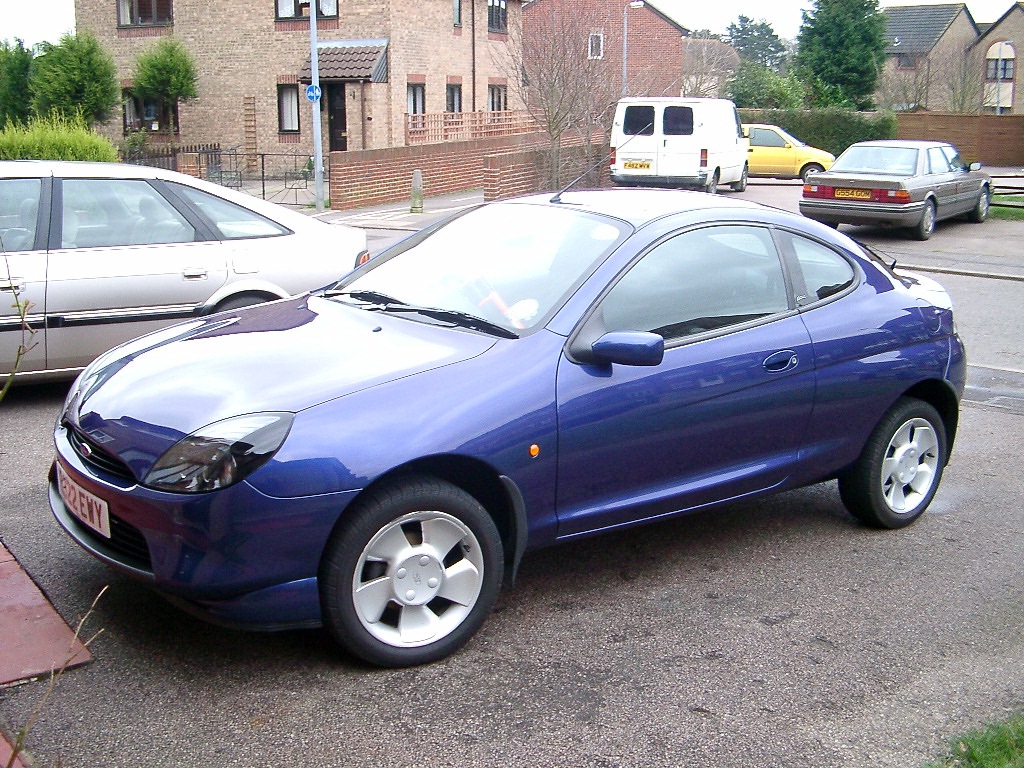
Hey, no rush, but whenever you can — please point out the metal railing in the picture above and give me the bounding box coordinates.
[992,174,1024,208]
[404,110,540,145]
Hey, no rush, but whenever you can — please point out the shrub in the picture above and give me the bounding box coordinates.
[738,107,898,157]
[0,114,118,161]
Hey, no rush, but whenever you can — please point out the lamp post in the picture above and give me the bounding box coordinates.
[995,40,1013,116]
[621,0,645,98]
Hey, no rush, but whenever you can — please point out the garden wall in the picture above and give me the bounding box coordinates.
[896,113,1024,166]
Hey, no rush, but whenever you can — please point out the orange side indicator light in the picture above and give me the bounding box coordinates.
[529,444,541,458]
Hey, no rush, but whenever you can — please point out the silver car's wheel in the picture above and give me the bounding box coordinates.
[968,186,990,223]
[320,476,502,667]
[912,200,936,240]
[839,398,946,528]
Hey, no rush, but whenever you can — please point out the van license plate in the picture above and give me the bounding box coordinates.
[623,161,651,170]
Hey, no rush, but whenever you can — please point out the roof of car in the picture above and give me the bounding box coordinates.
[505,188,766,227]
[848,140,951,149]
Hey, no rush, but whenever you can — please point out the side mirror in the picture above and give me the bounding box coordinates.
[969,162,982,171]
[590,331,664,367]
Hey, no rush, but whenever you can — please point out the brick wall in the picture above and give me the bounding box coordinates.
[897,113,1024,166]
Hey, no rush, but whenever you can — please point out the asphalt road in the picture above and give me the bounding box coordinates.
[1,185,1022,768]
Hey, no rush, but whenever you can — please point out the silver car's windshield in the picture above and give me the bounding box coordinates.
[334,203,628,333]
[831,146,920,176]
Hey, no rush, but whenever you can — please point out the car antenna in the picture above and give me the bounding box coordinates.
[549,122,652,204]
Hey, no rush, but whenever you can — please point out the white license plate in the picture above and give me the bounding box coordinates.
[57,463,111,538]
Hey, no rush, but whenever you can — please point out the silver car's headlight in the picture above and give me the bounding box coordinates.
[143,412,294,493]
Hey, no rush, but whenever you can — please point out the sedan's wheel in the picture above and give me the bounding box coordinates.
[967,186,990,223]
[912,200,936,240]
[838,397,946,529]
[319,476,503,667]
[730,164,748,192]
[705,170,719,195]
[800,163,825,183]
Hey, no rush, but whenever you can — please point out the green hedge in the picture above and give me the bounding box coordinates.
[0,115,118,161]
[738,108,898,158]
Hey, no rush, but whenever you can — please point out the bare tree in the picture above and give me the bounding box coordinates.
[934,46,983,113]
[500,4,619,189]
[680,37,741,98]
[876,55,933,111]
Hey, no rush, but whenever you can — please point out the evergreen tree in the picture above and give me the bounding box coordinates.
[29,32,119,126]
[727,16,786,71]
[0,39,34,128]
[132,37,199,137]
[796,0,887,108]
[727,61,804,108]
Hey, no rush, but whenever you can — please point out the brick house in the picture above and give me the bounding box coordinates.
[522,0,691,102]
[974,2,1021,113]
[75,0,525,156]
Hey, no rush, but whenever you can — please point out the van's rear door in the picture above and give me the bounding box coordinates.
[613,104,659,177]
[658,105,702,180]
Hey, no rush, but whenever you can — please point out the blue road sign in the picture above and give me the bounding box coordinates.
[306,84,322,102]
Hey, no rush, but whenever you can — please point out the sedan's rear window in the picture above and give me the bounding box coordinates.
[831,146,920,176]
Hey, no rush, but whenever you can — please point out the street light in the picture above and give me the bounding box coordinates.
[621,0,645,98]
[995,39,1014,116]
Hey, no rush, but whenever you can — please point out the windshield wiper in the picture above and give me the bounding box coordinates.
[322,289,407,305]
[321,289,517,338]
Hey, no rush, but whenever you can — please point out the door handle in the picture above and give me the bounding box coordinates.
[182,268,208,280]
[0,278,25,292]
[763,349,799,373]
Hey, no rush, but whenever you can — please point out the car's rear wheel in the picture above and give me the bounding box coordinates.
[912,200,936,240]
[967,186,990,223]
[705,170,720,195]
[838,397,946,529]
[319,476,503,667]
[730,164,748,192]
[800,163,825,183]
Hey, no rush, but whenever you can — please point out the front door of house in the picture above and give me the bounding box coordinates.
[327,84,347,152]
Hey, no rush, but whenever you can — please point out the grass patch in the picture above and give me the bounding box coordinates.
[925,715,1024,767]
[991,194,1024,222]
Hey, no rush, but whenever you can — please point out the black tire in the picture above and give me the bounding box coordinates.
[319,475,503,667]
[838,397,947,529]
[912,200,936,240]
[705,170,720,195]
[730,164,748,192]
[967,185,990,223]
[800,163,825,183]
[214,293,272,313]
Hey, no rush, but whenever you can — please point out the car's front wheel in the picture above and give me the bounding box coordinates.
[912,199,936,240]
[838,397,947,529]
[967,186,990,223]
[319,476,503,667]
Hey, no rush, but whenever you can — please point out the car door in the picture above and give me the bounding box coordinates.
[43,176,228,371]
[747,126,789,177]
[615,104,660,177]
[0,176,48,376]
[554,224,816,537]
[942,145,983,214]
[924,146,959,218]
[658,105,702,180]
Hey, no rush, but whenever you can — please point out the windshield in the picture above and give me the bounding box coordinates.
[831,145,920,176]
[333,203,628,333]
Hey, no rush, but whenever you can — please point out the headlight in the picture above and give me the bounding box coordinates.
[143,412,294,493]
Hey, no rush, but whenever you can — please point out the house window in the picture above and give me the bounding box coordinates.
[276,0,338,20]
[407,84,426,115]
[986,57,1015,80]
[488,85,507,112]
[453,0,462,26]
[588,32,604,60]
[895,53,916,69]
[117,0,172,26]
[278,85,300,132]
[123,93,178,134]
[446,84,463,113]
[488,0,507,32]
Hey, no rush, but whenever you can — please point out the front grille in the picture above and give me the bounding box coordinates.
[66,424,136,483]
[69,509,153,571]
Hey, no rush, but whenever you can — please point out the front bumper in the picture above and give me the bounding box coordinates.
[799,198,926,227]
[49,424,360,631]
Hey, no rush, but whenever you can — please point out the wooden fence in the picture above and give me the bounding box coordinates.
[897,113,1024,166]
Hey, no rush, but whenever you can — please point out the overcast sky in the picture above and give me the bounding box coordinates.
[0,0,1016,48]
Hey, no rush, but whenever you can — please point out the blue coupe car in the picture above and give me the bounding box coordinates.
[50,189,966,667]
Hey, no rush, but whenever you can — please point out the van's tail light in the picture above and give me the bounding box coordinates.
[700,149,708,169]
[610,148,616,166]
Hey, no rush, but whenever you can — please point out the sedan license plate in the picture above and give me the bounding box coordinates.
[57,463,111,538]
[835,187,872,200]
[623,160,651,170]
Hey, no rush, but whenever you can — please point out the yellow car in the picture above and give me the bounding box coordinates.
[744,123,835,182]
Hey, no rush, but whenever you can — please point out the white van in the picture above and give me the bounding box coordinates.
[610,97,748,193]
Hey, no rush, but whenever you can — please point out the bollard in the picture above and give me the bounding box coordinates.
[410,169,423,214]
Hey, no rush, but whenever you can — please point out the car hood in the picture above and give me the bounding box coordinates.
[68,295,497,452]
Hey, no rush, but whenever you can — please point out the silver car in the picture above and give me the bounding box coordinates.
[799,140,991,240]
[1,160,367,382]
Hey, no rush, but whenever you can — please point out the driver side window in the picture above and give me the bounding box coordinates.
[600,225,790,342]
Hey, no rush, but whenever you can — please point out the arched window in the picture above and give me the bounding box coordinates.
[984,41,1016,112]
